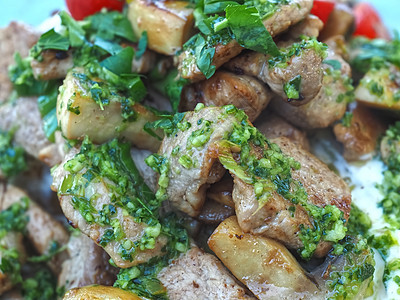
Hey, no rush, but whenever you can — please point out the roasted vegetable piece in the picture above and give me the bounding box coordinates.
[63,285,141,300]
[355,64,400,112]
[208,216,319,299]
[57,69,161,152]
[128,0,194,55]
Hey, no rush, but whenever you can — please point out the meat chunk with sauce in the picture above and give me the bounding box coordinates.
[225,41,325,105]
[0,22,38,103]
[232,137,351,258]
[334,103,387,161]
[51,148,168,269]
[181,71,272,121]
[0,97,64,166]
[178,0,313,82]
[270,49,351,128]
[157,247,254,300]
[0,183,69,275]
[58,232,118,291]
[157,106,237,217]
[254,110,310,151]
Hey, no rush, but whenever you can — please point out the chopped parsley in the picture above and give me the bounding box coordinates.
[0,129,27,178]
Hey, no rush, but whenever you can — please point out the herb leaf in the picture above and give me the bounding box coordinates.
[225,4,279,56]
[100,47,134,75]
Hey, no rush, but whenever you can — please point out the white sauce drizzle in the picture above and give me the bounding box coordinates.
[311,131,400,299]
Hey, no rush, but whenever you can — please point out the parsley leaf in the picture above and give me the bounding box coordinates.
[194,34,216,79]
[136,31,148,59]
[225,4,279,56]
[30,29,70,59]
[100,47,134,75]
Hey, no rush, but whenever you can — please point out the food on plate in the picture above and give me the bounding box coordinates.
[1,0,400,299]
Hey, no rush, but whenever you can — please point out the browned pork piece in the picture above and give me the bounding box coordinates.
[157,106,237,217]
[225,40,326,105]
[0,232,26,296]
[157,247,254,299]
[0,183,69,275]
[207,173,234,208]
[178,0,313,82]
[254,110,310,150]
[196,199,235,224]
[51,148,168,269]
[285,14,324,39]
[0,289,23,300]
[333,103,387,161]
[0,97,64,166]
[232,137,351,258]
[57,69,161,152]
[208,217,320,300]
[30,47,156,81]
[319,3,355,41]
[270,48,351,128]
[30,50,74,81]
[181,71,273,121]
[0,22,38,103]
[58,232,118,291]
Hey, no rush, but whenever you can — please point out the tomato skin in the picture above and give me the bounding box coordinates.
[66,0,125,20]
[310,0,335,24]
[353,2,390,39]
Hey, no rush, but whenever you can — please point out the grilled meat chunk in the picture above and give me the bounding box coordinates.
[52,148,168,269]
[157,247,254,300]
[178,0,313,82]
[0,96,63,166]
[225,41,326,105]
[157,106,237,217]
[181,71,272,121]
[333,103,386,161]
[0,22,38,103]
[270,49,351,128]
[31,50,74,81]
[58,232,118,291]
[0,183,69,275]
[232,137,351,258]
[254,110,310,150]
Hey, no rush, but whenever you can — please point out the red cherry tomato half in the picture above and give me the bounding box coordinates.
[66,0,125,20]
[353,2,390,39]
[310,0,335,24]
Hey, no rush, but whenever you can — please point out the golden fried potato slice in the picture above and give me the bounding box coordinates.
[63,285,141,300]
[128,0,194,55]
[208,216,319,299]
[355,65,400,111]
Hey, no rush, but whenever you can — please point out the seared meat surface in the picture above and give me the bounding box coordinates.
[52,148,168,268]
[178,0,313,82]
[225,42,325,105]
[0,97,63,166]
[232,137,351,258]
[271,49,351,128]
[0,183,69,275]
[157,247,254,300]
[157,106,236,217]
[58,233,118,291]
[0,22,38,103]
[254,110,310,150]
[181,71,272,121]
